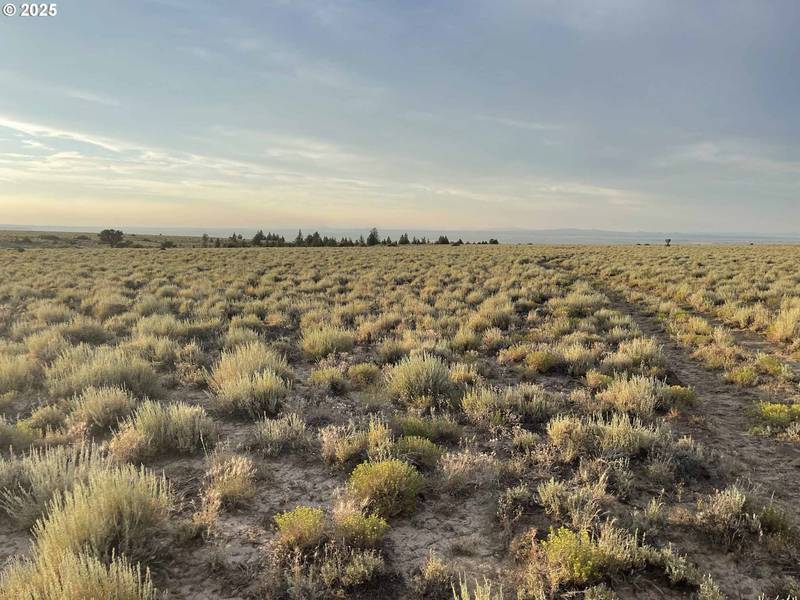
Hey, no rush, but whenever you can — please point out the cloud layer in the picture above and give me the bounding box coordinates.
[1,1,798,232]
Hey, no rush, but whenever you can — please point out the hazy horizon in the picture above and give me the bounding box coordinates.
[2,1,799,232]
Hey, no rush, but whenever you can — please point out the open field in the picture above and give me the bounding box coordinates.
[1,245,799,599]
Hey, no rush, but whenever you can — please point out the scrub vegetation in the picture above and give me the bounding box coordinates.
[0,243,799,599]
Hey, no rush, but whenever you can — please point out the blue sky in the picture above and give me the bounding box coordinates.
[1,0,798,232]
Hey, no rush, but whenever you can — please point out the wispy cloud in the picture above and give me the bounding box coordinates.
[475,115,562,131]
[0,116,125,152]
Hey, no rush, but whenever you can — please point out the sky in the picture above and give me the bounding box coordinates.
[0,0,799,233]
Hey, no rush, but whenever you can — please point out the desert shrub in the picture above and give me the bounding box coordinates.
[725,365,758,387]
[536,478,607,530]
[110,400,216,462]
[768,306,800,342]
[332,502,389,547]
[585,369,612,390]
[0,551,156,600]
[68,385,137,434]
[133,314,187,339]
[0,443,110,528]
[209,341,293,388]
[203,453,256,509]
[213,369,289,417]
[411,551,454,597]
[601,337,663,374]
[395,414,461,443]
[452,576,504,600]
[46,345,161,398]
[25,329,70,363]
[462,384,560,428]
[320,424,369,466]
[123,335,180,369]
[386,353,454,409]
[32,464,171,561]
[438,448,498,494]
[301,326,355,359]
[0,353,40,393]
[558,342,604,375]
[393,436,443,470]
[547,413,668,462]
[597,375,692,418]
[251,413,309,456]
[222,327,262,349]
[498,344,530,365]
[377,338,410,364]
[89,292,130,321]
[275,505,327,550]
[23,403,67,434]
[522,523,646,592]
[347,363,382,389]
[695,484,790,546]
[0,415,36,450]
[449,362,481,386]
[309,366,349,395]
[451,328,481,352]
[524,349,563,374]
[59,316,112,345]
[348,459,424,518]
[753,401,800,430]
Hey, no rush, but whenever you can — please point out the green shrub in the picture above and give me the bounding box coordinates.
[725,365,758,387]
[309,367,349,395]
[525,349,562,374]
[0,415,36,450]
[274,505,327,550]
[452,576,504,600]
[386,353,453,408]
[347,363,382,389]
[348,459,424,518]
[394,436,443,470]
[395,414,461,443]
[59,316,112,345]
[332,505,389,547]
[25,329,70,364]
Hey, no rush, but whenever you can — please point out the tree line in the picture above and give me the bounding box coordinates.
[99,228,500,248]
[201,228,500,248]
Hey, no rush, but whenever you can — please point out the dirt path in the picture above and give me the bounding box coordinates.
[606,291,800,506]
[537,255,800,506]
